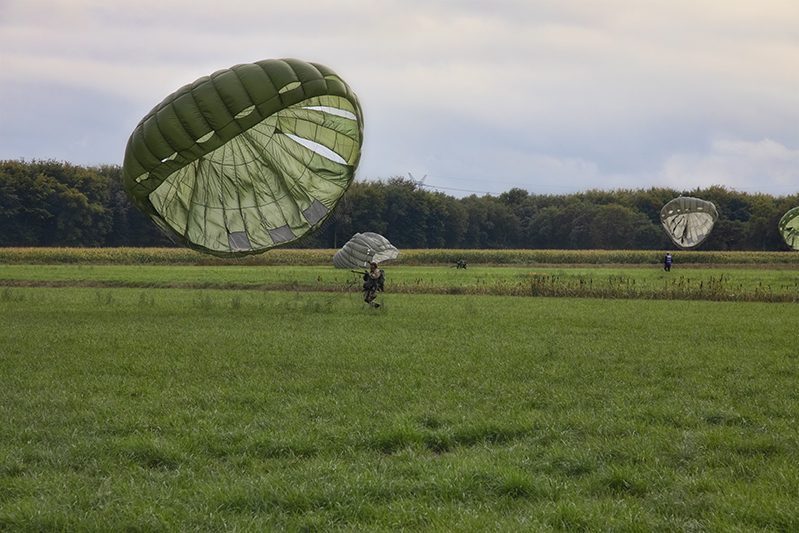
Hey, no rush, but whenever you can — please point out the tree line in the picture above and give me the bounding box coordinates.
[2,159,797,251]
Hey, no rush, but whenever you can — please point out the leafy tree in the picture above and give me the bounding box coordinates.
[1,160,797,251]
[381,178,429,247]
[0,160,111,246]
[588,204,650,249]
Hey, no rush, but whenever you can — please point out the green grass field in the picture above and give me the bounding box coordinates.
[1,277,798,529]
[2,262,798,302]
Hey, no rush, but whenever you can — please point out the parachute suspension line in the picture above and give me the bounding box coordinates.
[228,139,255,252]
[186,156,205,242]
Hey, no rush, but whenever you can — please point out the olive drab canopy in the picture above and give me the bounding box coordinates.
[660,196,719,249]
[122,58,363,257]
[779,207,799,250]
[333,232,399,269]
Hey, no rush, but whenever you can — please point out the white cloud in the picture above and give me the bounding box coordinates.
[661,138,799,194]
[1,0,798,195]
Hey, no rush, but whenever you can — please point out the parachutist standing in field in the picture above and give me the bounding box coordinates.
[363,261,385,308]
[664,252,673,272]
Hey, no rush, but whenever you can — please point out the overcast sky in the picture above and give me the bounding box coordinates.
[1,0,798,196]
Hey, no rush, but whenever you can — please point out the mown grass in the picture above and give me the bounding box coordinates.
[2,263,798,302]
[2,246,799,266]
[1,287,798,530]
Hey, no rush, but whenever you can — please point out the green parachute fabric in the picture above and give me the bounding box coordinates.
[660,196,718,249]
[778,207,799,250]
[333,232,399,269]
[122,58,363,257]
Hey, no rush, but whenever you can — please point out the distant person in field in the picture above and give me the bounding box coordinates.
[456,259,467,269]
[664,252,673,272]
[363,261,385,308]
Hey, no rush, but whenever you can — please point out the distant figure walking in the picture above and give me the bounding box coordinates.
[664,252,673,272]
[455,259,467,269]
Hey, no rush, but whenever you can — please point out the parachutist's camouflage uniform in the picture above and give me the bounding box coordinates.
[363,267,384,307]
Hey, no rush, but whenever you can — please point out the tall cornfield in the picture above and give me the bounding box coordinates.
[1,247,798,266]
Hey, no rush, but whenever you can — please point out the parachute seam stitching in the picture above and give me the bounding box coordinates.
[258,126,305,234]
[282,104,359,167]
[230,67,257,117]
[153,103,182,158]
[187,90,215,147]
[230,134,254,251]
[151,166,186,239]
[213,143,232,245]
[239,126,291,243]
[208,74,240,134]
[185,157,205,244]
[245,130,280,242]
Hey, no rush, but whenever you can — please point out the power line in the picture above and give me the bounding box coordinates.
[417,175,582,196]
[417,182,496,195]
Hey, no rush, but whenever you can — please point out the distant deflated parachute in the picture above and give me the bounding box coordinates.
[333,232,399,269]
[779,207,799,250]
[122,58,363,257]
[660,196,719,249]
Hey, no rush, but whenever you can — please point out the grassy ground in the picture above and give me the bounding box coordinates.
[2,263,798,301]
[1,286,797,530]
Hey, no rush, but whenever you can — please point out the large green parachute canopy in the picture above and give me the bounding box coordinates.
[778,207,799,250]
[333,232,399,269]
[122,58,363,257]
[660,196,719,249]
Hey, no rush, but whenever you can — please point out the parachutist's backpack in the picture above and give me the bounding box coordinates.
[363,270,384,291]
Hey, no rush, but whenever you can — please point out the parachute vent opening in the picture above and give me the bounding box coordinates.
[278,81,302,94]
[285,133,347,164]
[303,106,357,120]
[161,152,178,163]
[235,105,255,119]
[195,131,214,143]
[134,172,150,184]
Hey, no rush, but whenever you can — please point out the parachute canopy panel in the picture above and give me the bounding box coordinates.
[333,232,399,269]
[660,196,718,249]
[779,207,799,250]
[122,58,364,257]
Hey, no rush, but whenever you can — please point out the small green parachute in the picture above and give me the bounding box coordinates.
[660,196,718,249]
[778,207,799,250]
[122,58,363,257]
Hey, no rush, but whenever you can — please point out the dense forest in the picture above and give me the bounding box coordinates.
[1,159,797,251]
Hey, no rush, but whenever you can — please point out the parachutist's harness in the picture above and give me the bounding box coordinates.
[362,270,384,292]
